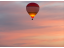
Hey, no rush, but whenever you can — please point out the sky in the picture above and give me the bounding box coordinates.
[0,1,64,47]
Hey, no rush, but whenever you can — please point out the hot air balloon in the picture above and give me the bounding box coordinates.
[26,2,39,20]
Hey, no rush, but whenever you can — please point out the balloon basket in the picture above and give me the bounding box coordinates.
[32,18,33,20]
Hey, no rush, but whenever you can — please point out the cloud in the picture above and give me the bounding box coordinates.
[13,43,27,47]
[0,26,64,47]
[0,1,14,6]
[0,1,56,32]
[0,1,64,47]
[39,1,64,8]
[0,45,14,47]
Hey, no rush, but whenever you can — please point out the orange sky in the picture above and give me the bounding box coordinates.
[0,1,64,47]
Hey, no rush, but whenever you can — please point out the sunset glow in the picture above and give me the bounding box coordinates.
[0,1,64,47]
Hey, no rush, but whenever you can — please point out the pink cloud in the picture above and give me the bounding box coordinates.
[0,1,64,47]
[40,1,64,8]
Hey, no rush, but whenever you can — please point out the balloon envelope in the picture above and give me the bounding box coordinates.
[26,3,39,19]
